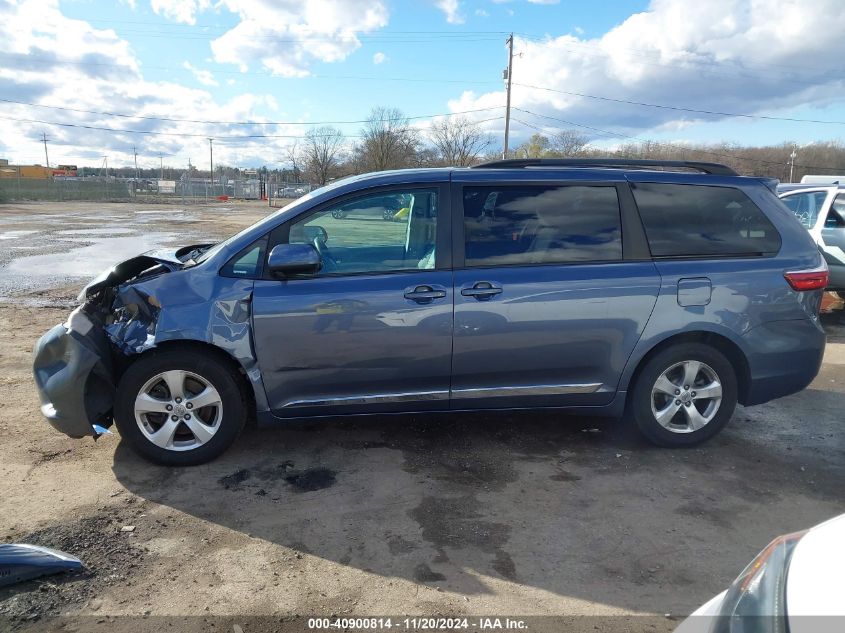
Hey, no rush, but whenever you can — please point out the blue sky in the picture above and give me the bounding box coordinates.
[3,0,845,170]
[58,0,651,138]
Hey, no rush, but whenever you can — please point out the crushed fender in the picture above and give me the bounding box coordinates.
[104,286,161,354]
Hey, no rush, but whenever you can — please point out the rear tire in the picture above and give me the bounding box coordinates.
[630,343,737,447]
[113,349,246,466]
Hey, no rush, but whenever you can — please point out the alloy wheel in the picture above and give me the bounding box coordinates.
[133,370,223,451]
[650,360,723,433]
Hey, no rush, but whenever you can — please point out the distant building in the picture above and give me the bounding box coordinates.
[0,159,53,179]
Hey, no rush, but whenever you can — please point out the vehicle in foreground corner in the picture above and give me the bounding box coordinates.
[675,513,845,633]
[778,184,845,290]
[33,159,827,465]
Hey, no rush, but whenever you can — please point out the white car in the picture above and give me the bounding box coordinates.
[676,513,845,633]
[779,185,845,290]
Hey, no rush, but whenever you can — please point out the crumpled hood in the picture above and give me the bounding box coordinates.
[77,244,213,300]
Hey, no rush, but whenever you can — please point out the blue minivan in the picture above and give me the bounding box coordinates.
[33,159,828,465]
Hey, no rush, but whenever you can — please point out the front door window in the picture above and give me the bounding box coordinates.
[288,189,438,275]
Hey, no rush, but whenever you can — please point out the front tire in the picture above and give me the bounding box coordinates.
[630,343,737,447]
[113,349,246,466]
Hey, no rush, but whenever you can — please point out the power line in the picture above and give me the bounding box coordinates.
[80,19,510,36]
[0,52,503,85]
[0,112,507,142]
[0,115,357,139]
[512,107,845,172]
[512,83,845,125]
[58,28,505,43]
[6,61,844,128]
[0,99,503,126]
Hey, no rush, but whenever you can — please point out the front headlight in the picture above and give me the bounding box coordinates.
[713,530,808,633]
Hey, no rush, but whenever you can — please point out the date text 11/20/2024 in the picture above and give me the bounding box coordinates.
[307,618,528,630]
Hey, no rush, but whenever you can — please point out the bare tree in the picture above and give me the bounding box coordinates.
[303,126,345,186]
[516,133,551,158]
[429,116,493,166]
[359,107,420,171]
[549,130,589,157]
[284,139,303,183]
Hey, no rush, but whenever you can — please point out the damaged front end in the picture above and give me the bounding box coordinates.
[32,245,212,439]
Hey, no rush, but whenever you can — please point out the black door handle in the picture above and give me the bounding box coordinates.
[404,285,447,303]
[461,282,502,300]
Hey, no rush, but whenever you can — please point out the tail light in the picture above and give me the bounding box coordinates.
[784,262,829,291]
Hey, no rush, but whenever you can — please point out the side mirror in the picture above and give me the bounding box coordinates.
[266,243,321,277]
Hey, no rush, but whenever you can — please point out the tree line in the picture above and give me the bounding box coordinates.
[70,106,845,185]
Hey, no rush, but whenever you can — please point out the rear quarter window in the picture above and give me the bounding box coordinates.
[632,183,781,258]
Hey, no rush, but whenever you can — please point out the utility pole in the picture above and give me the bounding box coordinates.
[502,33,514,159]
[133,146,139,181]
[789,147,798,183]
[41,132,50,168]
[208,138,214,192]
[159,152,164,181]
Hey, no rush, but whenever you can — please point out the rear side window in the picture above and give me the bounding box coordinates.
[632,183,781,257]
[463,185,622,266]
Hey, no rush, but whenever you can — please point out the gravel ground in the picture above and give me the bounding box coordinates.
[0,201,843,632]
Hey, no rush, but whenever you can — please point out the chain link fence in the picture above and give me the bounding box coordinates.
[268,182,315,208]
[0,177,133,202]
[0,176,296,204]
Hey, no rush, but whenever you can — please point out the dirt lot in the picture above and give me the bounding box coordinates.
[0,201,843,631]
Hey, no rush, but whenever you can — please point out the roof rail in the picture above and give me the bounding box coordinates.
[472,158,738,176]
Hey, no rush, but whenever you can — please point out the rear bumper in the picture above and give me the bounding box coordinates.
[826,262,845,291]
[741,317,826,406]
[32,311,115,438]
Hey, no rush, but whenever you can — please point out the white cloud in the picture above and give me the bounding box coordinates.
[0,0,315,168]
[149,1,390,77]
[208,1,389,77]
[372,51,387,64]
[435,0,464,24]
[182,61,219,86]
[527,0,560,4]
[150,0,210,25]
[475,8,489,17]
[450,0,845,141]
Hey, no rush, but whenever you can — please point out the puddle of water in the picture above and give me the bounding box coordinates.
[135,209,186,215]
[0,230,38,240]
[57,227,134,236]
[1,232,179,281]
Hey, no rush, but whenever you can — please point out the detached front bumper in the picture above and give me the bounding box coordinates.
[32,309,115,438]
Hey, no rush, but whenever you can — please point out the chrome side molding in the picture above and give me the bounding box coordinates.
[282,383,602,408]
[451,383,602,398]
[282,390,449,408]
